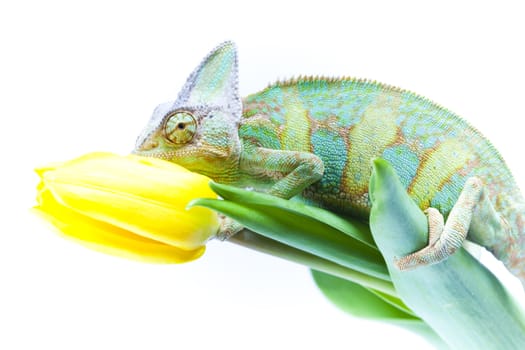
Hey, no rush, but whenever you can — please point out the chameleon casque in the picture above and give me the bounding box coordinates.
[134,41,524,285]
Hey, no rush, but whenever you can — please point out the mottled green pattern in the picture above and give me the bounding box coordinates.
[243,79,516,211]
[135,42,524,284]
[242,78,524,281]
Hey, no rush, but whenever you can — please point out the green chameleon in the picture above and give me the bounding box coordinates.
[134,41,524,285]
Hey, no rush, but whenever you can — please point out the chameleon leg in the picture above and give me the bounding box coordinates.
[424,208,445,246]
[241,146,325,198]
[216,214,243,240]
[217,146,325,240]
[395,177,483,270]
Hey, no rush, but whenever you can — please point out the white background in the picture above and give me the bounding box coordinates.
[1,1,524,349]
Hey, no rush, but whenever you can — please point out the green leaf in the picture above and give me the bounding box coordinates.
[192,196,390,281]
[311,270,447,348]
[369,158,525,349]
[208,182,375,248]
[311,269,416,319]
[229,229,396,296]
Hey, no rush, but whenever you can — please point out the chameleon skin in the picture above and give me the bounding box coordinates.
[242,77,524,279]
[242,78,516,216]
[135,42,524,285]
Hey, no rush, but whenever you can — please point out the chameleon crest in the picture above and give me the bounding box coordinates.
[135,42,242,182]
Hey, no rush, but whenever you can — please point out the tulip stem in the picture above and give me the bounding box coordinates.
[228,229,398,298]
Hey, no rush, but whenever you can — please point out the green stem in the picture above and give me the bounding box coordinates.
[227,229,398,298]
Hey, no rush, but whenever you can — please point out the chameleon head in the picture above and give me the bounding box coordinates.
[134,41,242,182]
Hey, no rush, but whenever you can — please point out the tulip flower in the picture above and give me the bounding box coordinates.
[34,150,525,348]
[34,151,525,347]
[34,152,219,263]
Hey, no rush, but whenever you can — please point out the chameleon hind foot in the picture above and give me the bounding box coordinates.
[216,215,243,241]
[395,177,484,270]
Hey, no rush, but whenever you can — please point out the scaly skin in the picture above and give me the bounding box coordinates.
[134,42,525,285]
[242,77,518,216]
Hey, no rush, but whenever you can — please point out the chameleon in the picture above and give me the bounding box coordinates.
[134,41,524,285]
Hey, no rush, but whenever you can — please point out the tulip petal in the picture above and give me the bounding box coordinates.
[35,186,204,263]
[38,153,219,250]
[35,152,219,262]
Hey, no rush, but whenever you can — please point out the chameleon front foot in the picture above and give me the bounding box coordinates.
[216,215,243,241]
[395,177,484,270]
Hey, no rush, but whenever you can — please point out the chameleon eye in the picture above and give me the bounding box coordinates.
[163,111,197,144]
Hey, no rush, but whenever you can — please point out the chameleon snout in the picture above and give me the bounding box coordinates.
[136,139,159,152]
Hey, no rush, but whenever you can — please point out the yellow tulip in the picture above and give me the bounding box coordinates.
[34,152,219,263]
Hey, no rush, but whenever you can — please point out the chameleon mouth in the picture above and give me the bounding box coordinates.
[132,149,173,161]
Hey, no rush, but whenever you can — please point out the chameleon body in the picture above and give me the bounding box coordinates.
[134,42,524,285]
